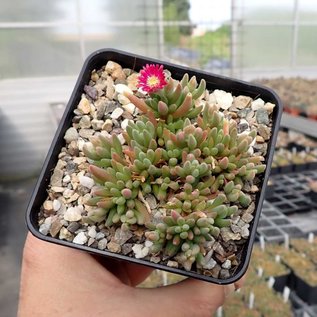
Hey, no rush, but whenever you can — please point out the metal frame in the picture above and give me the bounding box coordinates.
[0,0,316,77]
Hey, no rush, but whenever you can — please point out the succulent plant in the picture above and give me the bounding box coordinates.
[81,63,267,270]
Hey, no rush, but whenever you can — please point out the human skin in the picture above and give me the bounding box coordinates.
[18,233,244,317]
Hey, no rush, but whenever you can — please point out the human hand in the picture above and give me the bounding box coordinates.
[18,233,244,317]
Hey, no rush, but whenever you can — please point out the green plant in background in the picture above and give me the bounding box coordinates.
[83,64,266,270]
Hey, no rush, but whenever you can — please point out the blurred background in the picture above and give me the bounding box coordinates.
[1,0,317,316]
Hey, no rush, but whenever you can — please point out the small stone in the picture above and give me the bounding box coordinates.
[237,108,252,118]
[231,224,241,234]
[237,119,249,133]
[95,232,105,240]
[213,242,225,256]
[121,243,133,255]
[87,237,95,246]
[62,175,71,183]
[167,261,179,268]
[78,97,91,114]
[53,199,61,211]
[222,260,232,269]
[145,194,157,209]
[39,223,51,235]
[91,71,99,82]
[107,241,121,253]
[63,206,83,221]
[219,269,230,279]
[105,101,118,114]
[106,80,115,99]
[117,94,130,105]
[150,256,161,264]
[88,226,97,238]
[98,238,108,250]
[251,98,265,110]
[115,84,133,95]
[112,68,126,81]
[102,119,113,132]
[63,188,74,198]
[117,134,125,145]
[73,232,88,245]
[126,73,138,90]
[264,102,276,114]
[67,222,81,233]
[233,95,252,109]
[213,89,233,110]
[246,202,255,214]
[79,115,91,128]
[220,227,241,242]
[105,61,122,74]
[95,99,106,119]
[64,127,79,143]
[51,186,65,193]
[122,103,136,114]
[59,227,73,241]
[121,118,130,130]
[258,124,271,140]
[79,128,94,139]
[84,85,98,100]
[110,107,124,119]
[91,119,104,130]
[210,264,221,278]
[113,228,133,245]
[256,135,265,143]
[43,200,53,212]
[79,175,94,189]
[49,219,63,237]
[132,244,149,259]
[50,169,63,187]
[256,109,269,125]
[241,213,254,223]
[203,250,217,269]
[73,157,87,165]
[241,225,250,239]
[66,161,78,173]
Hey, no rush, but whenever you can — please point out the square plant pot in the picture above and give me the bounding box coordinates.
[294,274,317,305]
[26,49,282,285]
[272,272,291,293]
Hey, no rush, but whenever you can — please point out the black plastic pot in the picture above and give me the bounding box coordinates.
[26,49,283,285]
[294,274,317,305]
[272,272,291,293]
[309,190,317,203]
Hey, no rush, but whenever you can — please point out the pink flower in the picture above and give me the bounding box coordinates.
[137,64,167,93]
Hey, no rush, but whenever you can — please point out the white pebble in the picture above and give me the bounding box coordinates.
[73,232,88,245]
[63,206,83,221]
[145,240,153,248]
[251,98,265,111]
[117,134,126,145]
[79,175,94,189]
[117,94,130,105]
[122,103,136,114]
[115,84,133,95]
[95,232,105,240]
[63,175,71,183]
[88,226,97,238]
[110,108,124,119]
[121,118,131,130]
[212,89,233,110]
[222,259,232,269]
[97,238,108,250]
[132,244,150,259]
[53,199,62,211]
[39,223,51,235]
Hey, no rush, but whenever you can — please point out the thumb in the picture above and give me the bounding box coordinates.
[134,277,241,317]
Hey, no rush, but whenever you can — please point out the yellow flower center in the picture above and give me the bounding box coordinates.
[147,75,160,87]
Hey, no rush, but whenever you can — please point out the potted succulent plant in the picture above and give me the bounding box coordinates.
[26,49,282,284]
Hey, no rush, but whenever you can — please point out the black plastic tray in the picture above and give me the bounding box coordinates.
[26,48,283,285]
